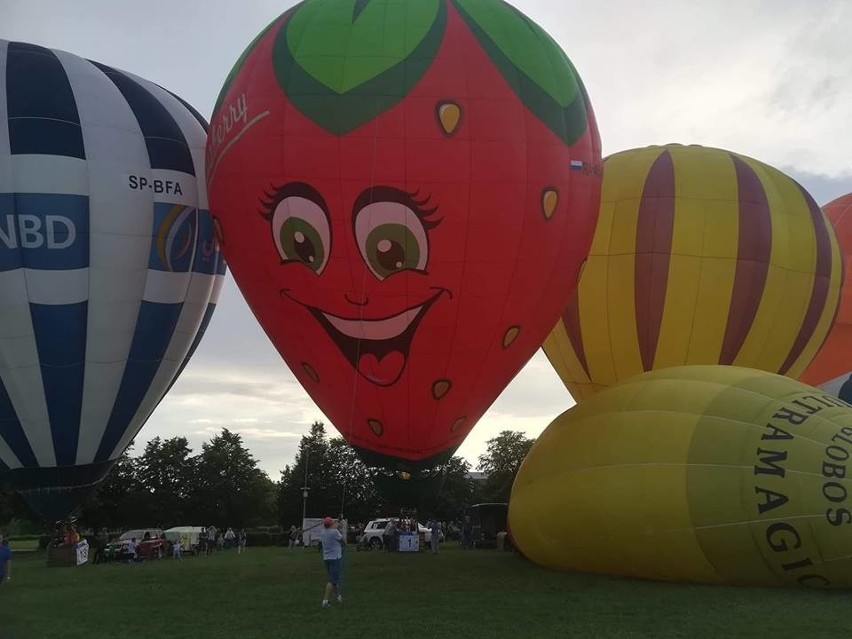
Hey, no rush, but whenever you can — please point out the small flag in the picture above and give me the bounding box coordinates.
[570,160,584,171]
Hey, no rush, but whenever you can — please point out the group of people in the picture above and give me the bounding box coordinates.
[379,518,444,554]
[49,523,82,549]
[196,526,247,556]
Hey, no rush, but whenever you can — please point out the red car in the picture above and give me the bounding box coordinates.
[103,528,168,561]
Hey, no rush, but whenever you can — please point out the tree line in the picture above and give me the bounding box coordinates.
[0,423,535,530]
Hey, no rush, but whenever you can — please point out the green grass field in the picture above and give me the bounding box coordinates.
[3,545,851,638]
[7,539,38,552]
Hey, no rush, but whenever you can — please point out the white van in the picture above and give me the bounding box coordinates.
[164,526,205,554]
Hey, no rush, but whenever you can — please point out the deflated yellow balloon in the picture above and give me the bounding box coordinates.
[544,144,843,401]
[510,365,852,588]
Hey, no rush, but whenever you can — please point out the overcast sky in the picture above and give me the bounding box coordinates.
[3,0,852,478]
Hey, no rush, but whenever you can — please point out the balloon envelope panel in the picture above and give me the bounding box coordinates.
[207,0,602,470]
[800,193,852,394]
[510,365,852,588]
[0,40,226,519]
[544,144,842,401]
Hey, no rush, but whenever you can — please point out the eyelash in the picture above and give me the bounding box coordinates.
[402,190,442,231]
[258,184,442,231]
[258,184,288,221]
[360,187,442,231]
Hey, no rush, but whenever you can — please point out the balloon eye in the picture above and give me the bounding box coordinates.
[366,225,421,279]
[355,202,428,281]
[271,197,330,273]
[280,219,323,269]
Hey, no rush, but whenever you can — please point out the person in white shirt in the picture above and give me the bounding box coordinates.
[172,539,183,561]
[237,530,247,554]
[318,517,346,608]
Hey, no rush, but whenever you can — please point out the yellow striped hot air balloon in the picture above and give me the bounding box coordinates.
[509,365,852,588]
[544,144,843,401]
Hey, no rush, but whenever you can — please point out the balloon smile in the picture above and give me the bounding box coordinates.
[283,288,448,387]
[321,306,424,341]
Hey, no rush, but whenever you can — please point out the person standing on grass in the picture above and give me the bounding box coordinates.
[172,538,183,562]
[319,516,345,608]
[288,525,296,548]
[0,535,11,586]
[383,519,396,553]
[237,529,247,554]
[207,526,216,555]
[429,519,441,554]
[125,538,138,563]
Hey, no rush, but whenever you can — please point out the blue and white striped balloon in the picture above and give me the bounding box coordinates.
[0,40,226,520]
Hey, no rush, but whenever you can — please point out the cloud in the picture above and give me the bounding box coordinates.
[139,360,331,476]
[529,0,852,177]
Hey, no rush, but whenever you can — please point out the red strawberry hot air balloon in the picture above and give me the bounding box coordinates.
[207,0,601,472]
[800,193,852,398]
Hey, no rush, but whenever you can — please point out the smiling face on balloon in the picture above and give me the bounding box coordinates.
[264,182,447,387]
[206,0,602,468]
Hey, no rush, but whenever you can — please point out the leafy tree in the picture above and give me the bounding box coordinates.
[277,465,298,529]
[278,421,330,528]
[477,430,536,502]
[135,436,195,527]
[278,422,389,527]
[79,445,145,530]
[0,483,36,528]
[326,437,386,524]
[427,455,475,520]
[195,428,275,528]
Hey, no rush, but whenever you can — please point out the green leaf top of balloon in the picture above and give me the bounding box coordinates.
[273,0,446,136]
[212,8,294,117]
[452,0,589,146]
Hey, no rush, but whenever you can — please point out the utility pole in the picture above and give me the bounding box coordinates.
[300,448,310,525]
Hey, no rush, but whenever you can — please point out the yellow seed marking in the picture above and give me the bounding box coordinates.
[301,362,319,383]
[503,326,521,348]
[438,102,462,136]
[542,189,559,219]
[451,417,467,433]
[368,419,384,437]
[432,380,451,400]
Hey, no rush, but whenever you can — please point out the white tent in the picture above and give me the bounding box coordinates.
[164,526,205,553]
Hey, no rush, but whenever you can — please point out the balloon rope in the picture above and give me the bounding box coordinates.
[339,114,382,519]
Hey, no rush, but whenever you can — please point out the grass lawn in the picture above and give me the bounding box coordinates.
[3,545,851,639]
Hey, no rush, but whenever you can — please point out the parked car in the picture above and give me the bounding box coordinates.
[360,518,444,550]
[102,528,168,561]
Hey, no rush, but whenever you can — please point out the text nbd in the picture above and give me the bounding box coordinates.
[128,176,184,196]
[0,215,76,249]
